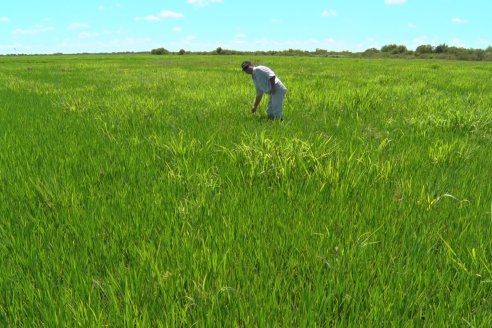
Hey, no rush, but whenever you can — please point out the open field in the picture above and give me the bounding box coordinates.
[1,54,492,326]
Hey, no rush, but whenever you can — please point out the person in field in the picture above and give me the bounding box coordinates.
[241,61,287,120]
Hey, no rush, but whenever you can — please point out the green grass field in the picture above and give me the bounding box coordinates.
[1,54,492,326]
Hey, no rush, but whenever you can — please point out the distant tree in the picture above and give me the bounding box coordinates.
[314,48,329,56]
[282,48,309,56]
[475,49,486,61]
[364,48,381,54]
[178,49,186,55]
[485,47,492,61]
[394,45,408,54]
[416,44,434,54]
[381,44,398,53]
[434,44,449,54]
[381,44,408,54]
[362,48,381,57]
[447,46,464,55]
[151,47,169,55]
[215,47,223,55]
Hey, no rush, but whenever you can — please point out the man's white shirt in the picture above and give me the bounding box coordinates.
[252,65,277,96]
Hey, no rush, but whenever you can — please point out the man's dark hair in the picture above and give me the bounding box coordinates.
[241,61,252,71]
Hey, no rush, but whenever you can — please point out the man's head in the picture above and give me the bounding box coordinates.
[241,61,253,74]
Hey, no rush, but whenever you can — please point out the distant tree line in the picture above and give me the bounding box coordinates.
[372,43,491,61]
[4,44,490,61]
[149,44,492,61]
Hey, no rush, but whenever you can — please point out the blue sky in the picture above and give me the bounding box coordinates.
[0,0,490,54]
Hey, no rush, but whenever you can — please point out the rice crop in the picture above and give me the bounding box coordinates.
[1,54,492,326]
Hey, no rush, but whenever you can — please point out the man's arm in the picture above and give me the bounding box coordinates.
[269,76,276,95]
[252,95,262,113]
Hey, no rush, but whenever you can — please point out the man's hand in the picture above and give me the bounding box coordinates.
[252,95,262,113]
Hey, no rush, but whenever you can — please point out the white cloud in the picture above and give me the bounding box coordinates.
[413,36,428,44]
[407,23,417,29]
[449,38,466,47]
[163,35,344,53]
[355,37,382,51]
[321,9,337,17]
[412,36,433,49]
[0,17,10,23]
[79,32,99,39]
[324,38,337,46]
[385,0,407,4]
[251,37,345,52]
[451,18,468,24]
[161,35,382,53]
[135,15,160,22]
[231,33,247,46]
[173,26,183,32]
[181,35,198,47]
[54,37,152,54]
[476,38,489,48]
[136,10,184,22]
[68,22,89,30]
[13,25,55,36]
[160,10,184,18]
[187,0,224,6]
[98,4,122,11]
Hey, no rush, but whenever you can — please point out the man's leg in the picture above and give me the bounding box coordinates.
[267,96,273,118]
[268,90,286,119]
